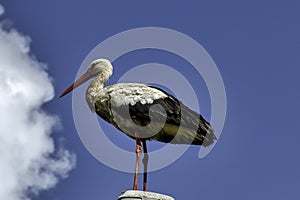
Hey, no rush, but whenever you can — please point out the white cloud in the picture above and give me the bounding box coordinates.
[0,4,75,200]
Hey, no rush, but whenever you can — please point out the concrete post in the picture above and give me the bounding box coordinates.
[118,190,175,200]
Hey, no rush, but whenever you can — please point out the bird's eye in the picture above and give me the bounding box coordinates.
[91,62,97,68]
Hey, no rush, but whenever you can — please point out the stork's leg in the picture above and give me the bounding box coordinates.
[133,137,142,190]
[142,140,149,191]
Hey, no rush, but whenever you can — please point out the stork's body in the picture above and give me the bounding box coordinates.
[91,83,215,146]
[59,59,216,191]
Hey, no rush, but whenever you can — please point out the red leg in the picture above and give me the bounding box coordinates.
[142,140,148,191]
[133,137,142,190]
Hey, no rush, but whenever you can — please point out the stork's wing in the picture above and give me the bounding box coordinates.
[95,83,216,146]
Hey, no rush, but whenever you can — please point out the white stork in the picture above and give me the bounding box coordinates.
[59,59,216,191]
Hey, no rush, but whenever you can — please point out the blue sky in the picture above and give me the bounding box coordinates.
[1,1,300,199]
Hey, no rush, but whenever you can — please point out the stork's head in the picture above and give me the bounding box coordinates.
[59,58,113,98]
[87,58,113,77]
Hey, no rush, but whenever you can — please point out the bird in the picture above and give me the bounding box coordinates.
[59,58,216,191]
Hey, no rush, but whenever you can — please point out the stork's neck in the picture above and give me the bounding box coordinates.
[86,71,111,111]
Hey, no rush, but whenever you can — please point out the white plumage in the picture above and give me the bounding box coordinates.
[93,83,167,107]
[85,59,167,110]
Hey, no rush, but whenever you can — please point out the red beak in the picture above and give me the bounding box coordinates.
[59,72,90,98]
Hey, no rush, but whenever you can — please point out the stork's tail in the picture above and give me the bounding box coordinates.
[192,115,217,147]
